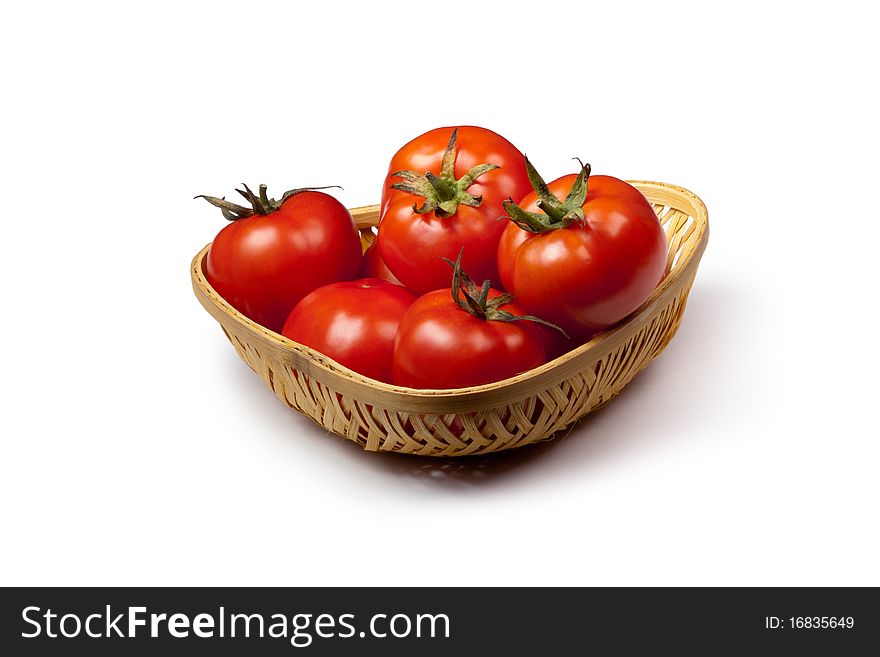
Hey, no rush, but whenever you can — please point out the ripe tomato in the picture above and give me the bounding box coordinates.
[282,279,416,384]
[378,126,531,295]
[498,160,667,338]
[361,240,401,285]
[392,254,549,389]
[199,184,362,333]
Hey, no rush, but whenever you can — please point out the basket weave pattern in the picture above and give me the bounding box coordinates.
[192,182,708,456]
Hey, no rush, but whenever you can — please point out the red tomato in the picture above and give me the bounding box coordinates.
[361,241,401,285]
[536,323,578,361]
[392,256,548,389]
[282,279,416,384]
[498,160,667,338]
[199,185,362,333]
[378,126,532,295]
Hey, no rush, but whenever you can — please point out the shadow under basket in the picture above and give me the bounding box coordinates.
[191,181,708,457]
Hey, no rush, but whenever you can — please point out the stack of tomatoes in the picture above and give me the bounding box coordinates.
[198,126,667,389]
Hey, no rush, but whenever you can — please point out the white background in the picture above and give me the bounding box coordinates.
[2,1,878,586]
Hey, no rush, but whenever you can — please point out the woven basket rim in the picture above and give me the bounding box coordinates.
[191,180,708,408]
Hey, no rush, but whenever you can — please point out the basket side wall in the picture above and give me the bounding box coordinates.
[219,268,696,456]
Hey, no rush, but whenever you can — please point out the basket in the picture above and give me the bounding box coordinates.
[191,181,708,457]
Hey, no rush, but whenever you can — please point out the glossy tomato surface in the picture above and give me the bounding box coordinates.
[361,241,401,285]
[498,175,667,338]
[281,278,416,384]
[392,289,546,389]
[378,126,531,294]
[205,191,362,333]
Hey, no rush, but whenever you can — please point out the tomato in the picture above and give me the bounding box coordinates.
[282,278,416,384]
[199,184,362,333]
[498,160,667,338]
[378,126,532,295]
[536,323,577,361]
[392,254,549,389]
[361,240,401,285]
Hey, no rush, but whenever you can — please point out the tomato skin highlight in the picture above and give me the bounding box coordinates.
[281,278,416,384]
[498,175,667,338]
[361,240,402,285]
[205,191,362,333]
[378,126,532,295]
[392,289,546,390]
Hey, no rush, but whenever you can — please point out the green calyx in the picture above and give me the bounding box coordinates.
[502,157,591,233]
[441,250,569,338]
[390,128,500,218]
[195,183,340,221]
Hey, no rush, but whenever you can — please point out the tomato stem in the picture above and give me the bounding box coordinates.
[196,184,342,221]
[441,250,569,338]
[502,157,591,234]
[425,172,456,202]
[389,128,500,218]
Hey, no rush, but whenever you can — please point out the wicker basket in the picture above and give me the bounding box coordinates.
[191,181,708,457]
